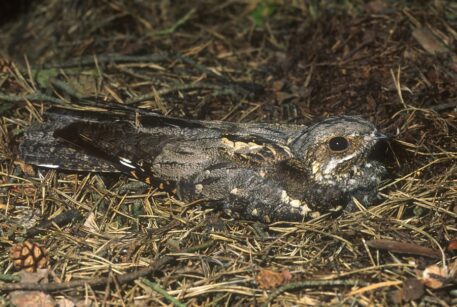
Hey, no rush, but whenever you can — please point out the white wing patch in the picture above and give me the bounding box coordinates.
[119,157,136,169]
[38,164,60,169]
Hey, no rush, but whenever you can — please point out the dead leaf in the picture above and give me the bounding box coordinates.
[420,258,457,289]
[448,258,457,279]
[447,238,457,252]
[83,212,100,233]
[422,264,449,289]
[56,297,76,307]
[365,0,388,14]
[75,300,93,307]
[0,203,14,211]
[389,289,403,304]
[17,269,49,283]
[412,27,449,55]
[256,269,292,290]
[75,300,94,307]
[9,269,55,307]
[272,80,286,92]
[9,291,56,307]
[401,278,424,302]
[14,160,36,176]
[366,239,441,258]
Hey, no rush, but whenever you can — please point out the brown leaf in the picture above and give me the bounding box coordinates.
[271,80,286,92]
[448,258,457,280]
[14,160,36,176]
[17,269,49,284]
[56,297,76,307]
[412,27,449,55]
[9,269,55,307]
[401,278,425,302]
[420,259,457,289]
[256,269,292,290]
[9,291,56,307]
[447,238,457,252]
[422,264,449,289]
[0,203,14,211]
[389,290,403,304]
[366,239,441,258]
[365,0,388,14]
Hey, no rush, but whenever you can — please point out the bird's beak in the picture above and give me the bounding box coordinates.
[374,132,390,141]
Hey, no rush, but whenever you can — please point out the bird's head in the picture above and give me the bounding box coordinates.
[290,116,389,204]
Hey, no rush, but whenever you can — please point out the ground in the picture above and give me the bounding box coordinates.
[0,0,456,306]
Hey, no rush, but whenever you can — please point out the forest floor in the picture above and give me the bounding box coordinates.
[0,0,456,305]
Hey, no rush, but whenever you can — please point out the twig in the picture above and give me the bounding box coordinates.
[151,9,196,36]
[49,79,84,99]
[126,81,255,104]
[41,53,171,69]
[177,54,265,97]
[177,54,229,81]
[0,92,63,104]
[184,240,214,253]
[366,239,441,258]
[262,279,365,306]
[431,101,457,111]
[0,91,123,111]
[0,274,21,283]
[141,278,186,307]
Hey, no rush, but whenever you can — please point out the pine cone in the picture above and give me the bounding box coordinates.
[10,241,48,272]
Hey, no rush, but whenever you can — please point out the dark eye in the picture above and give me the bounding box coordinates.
[328,137,349,152]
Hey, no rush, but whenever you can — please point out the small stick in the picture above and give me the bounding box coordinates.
[0,92,62,104]
[40,53,171,69]
[366,239,441,258]
[0,274,21,283]
[262,279,365,306]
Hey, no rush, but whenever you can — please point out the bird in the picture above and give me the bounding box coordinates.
[19,105,389,222]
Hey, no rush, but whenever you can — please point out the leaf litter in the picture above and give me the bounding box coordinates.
[0,0,456,305]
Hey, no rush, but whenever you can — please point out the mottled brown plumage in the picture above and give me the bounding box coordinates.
[19,105,389,222]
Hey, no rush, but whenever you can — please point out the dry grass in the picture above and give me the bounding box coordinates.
[0,0,456,305]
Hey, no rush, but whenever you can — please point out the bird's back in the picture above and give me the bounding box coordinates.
[19,107,303,180]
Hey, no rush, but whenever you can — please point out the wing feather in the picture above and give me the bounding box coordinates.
[19,106,302,192]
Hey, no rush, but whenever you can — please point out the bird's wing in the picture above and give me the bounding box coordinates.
[19,108,299,191]
[19,119,120,173]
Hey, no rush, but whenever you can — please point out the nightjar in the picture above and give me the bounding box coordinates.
[19,105,389,222]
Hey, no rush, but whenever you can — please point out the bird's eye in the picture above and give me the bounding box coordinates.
[328,136,349,152]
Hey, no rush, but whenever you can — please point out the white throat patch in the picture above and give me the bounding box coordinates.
[323,152,357,175]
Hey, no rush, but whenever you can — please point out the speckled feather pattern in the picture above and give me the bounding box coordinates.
[19,107,388,222]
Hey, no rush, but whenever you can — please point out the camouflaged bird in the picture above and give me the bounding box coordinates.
[19,106,389,222]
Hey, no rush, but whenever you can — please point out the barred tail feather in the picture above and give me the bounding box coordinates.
[19,120,119,172]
